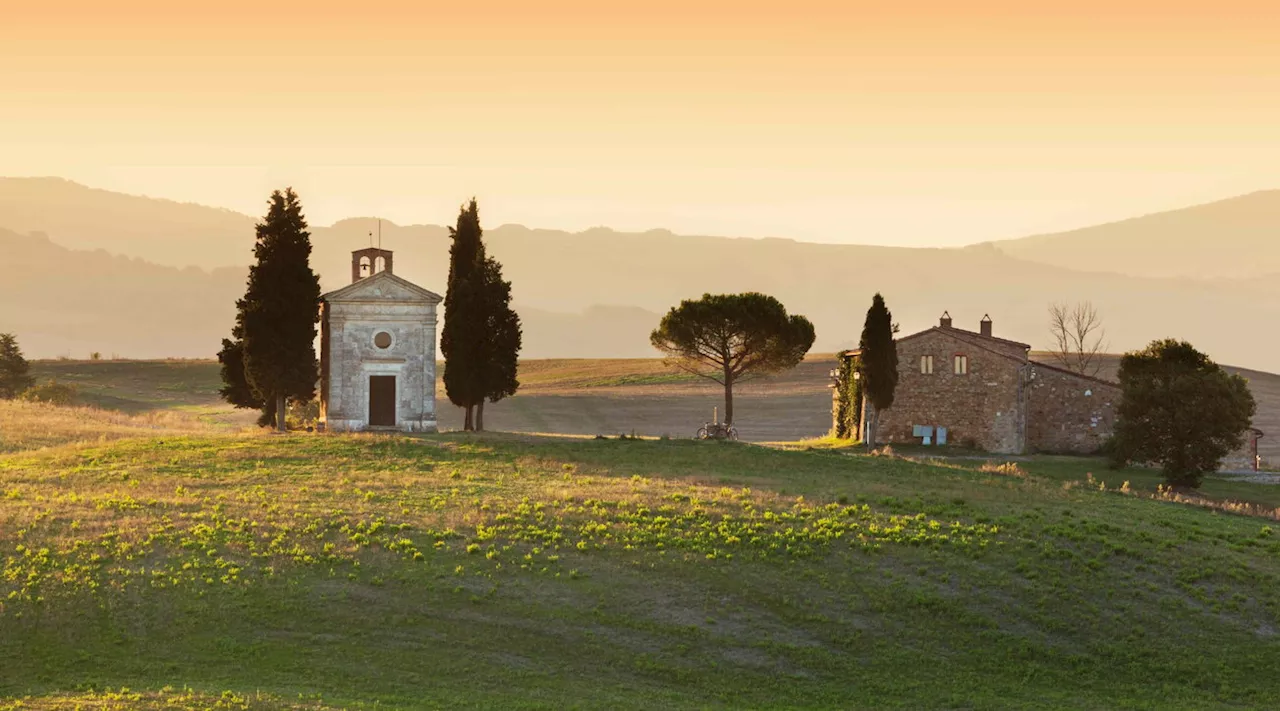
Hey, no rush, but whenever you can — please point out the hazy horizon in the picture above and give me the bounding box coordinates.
[5,175,1278,250]
[7,1,1280,247]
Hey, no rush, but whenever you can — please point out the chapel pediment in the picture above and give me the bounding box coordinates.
[321,271,442,305]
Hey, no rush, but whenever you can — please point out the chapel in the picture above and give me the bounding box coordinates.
[319,247,443,432]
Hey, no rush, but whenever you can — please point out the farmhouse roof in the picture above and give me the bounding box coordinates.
[839,324,1031,358]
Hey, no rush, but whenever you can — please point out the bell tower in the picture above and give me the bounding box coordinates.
[351,248,394,283]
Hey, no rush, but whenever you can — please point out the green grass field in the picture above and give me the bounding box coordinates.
[5,360,1280,708]
[3,398,1280,709]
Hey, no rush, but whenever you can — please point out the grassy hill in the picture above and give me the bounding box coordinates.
[3,400,1280,708]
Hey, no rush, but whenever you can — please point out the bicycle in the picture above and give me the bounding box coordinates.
[696,408,738,441]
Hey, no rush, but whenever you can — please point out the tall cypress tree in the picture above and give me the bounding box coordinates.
[219,188,320,431]
[858,293,898,450]
[441,199,486,430]
[474,255,522,431]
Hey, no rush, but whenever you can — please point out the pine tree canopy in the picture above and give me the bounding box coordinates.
[650,292,814,425]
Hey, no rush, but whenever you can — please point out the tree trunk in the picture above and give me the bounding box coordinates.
[476,399,485,432]
[463,405,473,432]
[276,394,287,433]
[723,377,734,426]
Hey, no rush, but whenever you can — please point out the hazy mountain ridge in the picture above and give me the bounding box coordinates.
[3,179,1280,371]
[0,177,256,269]
[987,190,1280,279]
[0,228,663,360]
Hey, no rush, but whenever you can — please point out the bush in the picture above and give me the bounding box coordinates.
[1111,339,1255,488]
[0,333,34,399]
[19,380,79,406]
[286,399,320,430]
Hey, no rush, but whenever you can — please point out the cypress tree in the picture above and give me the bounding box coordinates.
[0,333,34,399]
[441,199,486,430]
[474,256,522,431]
[217,329,276,427]
[220,188,320,431]
[858,293,898,450]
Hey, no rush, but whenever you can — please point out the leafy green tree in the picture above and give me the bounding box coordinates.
[833,355,861,439]
[220,188,321,431]
[473,256,522,432]
[1111,339,1255,488]
[441,199,487,430]
[0,333,35,399]
[650,293,815,426]
[858,293,898,450]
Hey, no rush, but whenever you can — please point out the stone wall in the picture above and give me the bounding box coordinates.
[872,330,1024,453]
[1025,363,1119,454]
[1222,430,1265,471]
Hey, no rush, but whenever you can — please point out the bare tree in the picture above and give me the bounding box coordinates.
[1048,301,1108,377]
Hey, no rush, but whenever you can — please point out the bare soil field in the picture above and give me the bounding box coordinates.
[27,354,1280,460]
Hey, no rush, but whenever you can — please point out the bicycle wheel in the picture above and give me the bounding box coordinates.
[726,427,738,441]
[696,427,709,440]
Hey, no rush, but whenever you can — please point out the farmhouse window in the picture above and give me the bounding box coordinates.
[953,354,968,375]
[920,355,934,374]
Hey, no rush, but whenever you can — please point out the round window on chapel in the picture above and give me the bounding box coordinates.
[374,331,392,349]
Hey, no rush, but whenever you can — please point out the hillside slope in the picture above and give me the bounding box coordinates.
[0,177,256,268]
[990,190,1280,279]
[2,428,1280,708]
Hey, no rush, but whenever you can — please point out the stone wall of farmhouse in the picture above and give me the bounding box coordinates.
[1025,364,1119,454]
[874,330,1024,454]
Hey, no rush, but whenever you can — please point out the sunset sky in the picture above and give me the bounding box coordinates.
[3,0,1279,245]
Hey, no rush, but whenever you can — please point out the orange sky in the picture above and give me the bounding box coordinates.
[3,0,1279,245]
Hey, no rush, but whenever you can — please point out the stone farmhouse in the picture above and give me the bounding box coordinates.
[841,312,1121,455]
[319,247,443,433]
[840,312,1265,466]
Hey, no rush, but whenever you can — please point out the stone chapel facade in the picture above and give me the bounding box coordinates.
[319,248,442,432]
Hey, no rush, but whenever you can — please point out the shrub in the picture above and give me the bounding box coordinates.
[19,379,79,406]
[980,461,1028,478]
[286,399,320,430]
[1111,339,1255,488]
[0,333,34,399]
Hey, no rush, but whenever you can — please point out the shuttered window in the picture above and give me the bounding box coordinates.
[954,354,969,375]
[920,355,934,374]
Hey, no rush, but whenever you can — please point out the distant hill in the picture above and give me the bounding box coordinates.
[988,190,1280,279]
[0,229,663,360]
[3,179,1280,372]
[0,228,243,358]
[0,177,256,268]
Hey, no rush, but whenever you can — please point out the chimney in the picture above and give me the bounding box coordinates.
[980,314,993,338]
[939,311,952,328]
